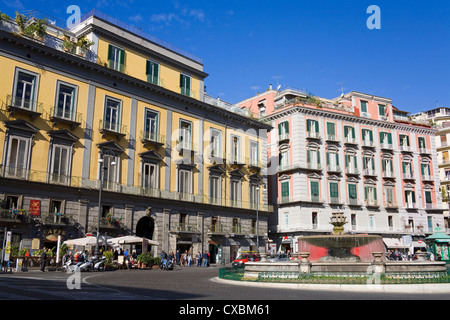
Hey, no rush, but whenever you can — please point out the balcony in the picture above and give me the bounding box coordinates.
[325,134,339,142]
[208,223,228,235]
[306,162,322,171]
[49,107,82,130]
[363,169,377,177]
[421,175,434,182]
[99,120,127,140]
[326,165,341,173]
[382,171,395,179]
[329,196,342,205]
[419,148,431,154]
[403,172,415,180]
[278,133,290,143]
[140,130,165,148]
[344,137,358,145]
[345,167,359,175]
[347,198,362,206]
[385,201,398,209]
[226,153,246,166]
[361,140,375,148]
[174,223,199,234]
[380,143,393,150]
[277,163,300,173]
[5,95,43,121]
[399,145,412,153]
[176,141,197,156]
[365,200,379,208]
[306,131,321,139]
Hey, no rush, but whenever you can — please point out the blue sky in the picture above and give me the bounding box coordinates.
[3,0,450,113]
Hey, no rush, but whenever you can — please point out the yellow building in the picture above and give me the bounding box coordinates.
[0,10,272,263]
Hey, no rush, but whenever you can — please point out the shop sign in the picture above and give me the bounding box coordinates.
[42,228,67,242]
[29,200,41,217]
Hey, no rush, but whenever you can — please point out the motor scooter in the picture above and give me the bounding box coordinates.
[61,259,76,273]
[161,258,173,270]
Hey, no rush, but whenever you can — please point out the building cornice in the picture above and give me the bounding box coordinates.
[0,29,271,131]
[264,105,436,135]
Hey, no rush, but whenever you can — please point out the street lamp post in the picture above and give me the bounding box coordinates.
[256,186,259,253]
[95,151,116,256]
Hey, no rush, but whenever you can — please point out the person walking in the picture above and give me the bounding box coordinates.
[196,252,202,267]
[40,248,47,272]
[202,251,208,267]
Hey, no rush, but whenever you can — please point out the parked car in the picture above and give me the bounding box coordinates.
[232,252,260,268]
[268,253,290,262]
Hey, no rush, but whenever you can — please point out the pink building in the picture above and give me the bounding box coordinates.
[236,87,444,255]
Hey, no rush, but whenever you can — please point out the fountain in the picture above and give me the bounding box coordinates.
[297,212,386,264]
[243,211,447,279]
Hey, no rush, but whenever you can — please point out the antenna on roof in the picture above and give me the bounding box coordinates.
[337,81,345,97]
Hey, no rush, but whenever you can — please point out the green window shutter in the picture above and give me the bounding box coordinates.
[348,184,357,199]
[107,44,113,60]
[146,60,150,75]
[351,127,355,138]
[336,153,339,166]
[369,130,373,141]
[390,160,393,172]
[306,119,311,132]
[315,120,319,133]
[387,133,392,144]
[278,123,282,135]
[119,49,125,72]
[382,160,386,171]
[421,164,425,175]
[281,182,289,197]
[419,137,426,148]
[378,104,385,116]
[285,121,289,134]
[379,132,384,143]
[365,186,368,200]
[326,152,330,165]
[330,182,338,198]
[402,162,406,173]
[373,187,377,200]
[311,181,319,196]
[317,151,320,164]
[406,135,410,146]
[307,150,310,163]
[412,191,416,203]
[425,191,432,203]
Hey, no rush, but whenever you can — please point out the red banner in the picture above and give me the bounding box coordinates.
[29,200,41,217]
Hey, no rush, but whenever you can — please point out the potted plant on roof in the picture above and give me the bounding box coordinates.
[62,34,76,53]
[33,17,47,41]
[76,36,95,56]
[0,11,11,25]
[15,12,28,35]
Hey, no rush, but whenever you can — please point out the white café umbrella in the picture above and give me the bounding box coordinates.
[110,235,159,246]
[63,235,112,247]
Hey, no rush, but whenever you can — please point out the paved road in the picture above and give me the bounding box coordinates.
[0,265,449,302]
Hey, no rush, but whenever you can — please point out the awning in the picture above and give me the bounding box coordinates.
[383,238,409,249]
[425,232,450,243]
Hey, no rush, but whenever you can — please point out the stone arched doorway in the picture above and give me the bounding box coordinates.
[136,216,155,254]
[136,216,155,240]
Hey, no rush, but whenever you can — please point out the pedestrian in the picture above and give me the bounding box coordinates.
[40,247,47,272]
[176,250,181,266]
[196,252,202,267]
[187,252,192,266]
[202,251,208,267]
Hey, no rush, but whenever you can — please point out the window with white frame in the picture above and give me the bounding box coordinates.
[210,128,222,158]
[179,120,192,150]
[50,144,71,184]
[231,135,241,163]
[5,136,30,178]
[249,141,259,167]
[230,178,241,206]
[55,82,77,120]
[178,169,192,195]
[12,70,38,110]
[103,97,121,132]
[146,60,159,85]
[180,74,191,97]
[100,153,120,190]
[107,44,125,72]
[209,175,221,204]
[142,162,158,190]
[144,109,159,141]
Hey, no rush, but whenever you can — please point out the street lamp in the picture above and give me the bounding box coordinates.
[95,150,116,256]
[255,184,266,254]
